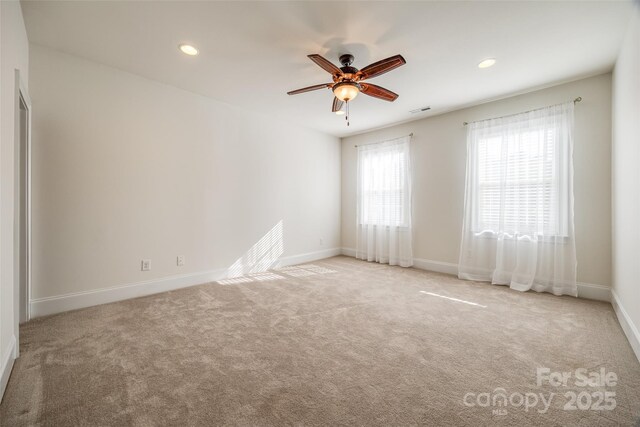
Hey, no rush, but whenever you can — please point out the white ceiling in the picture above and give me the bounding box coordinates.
[22,1,633,137]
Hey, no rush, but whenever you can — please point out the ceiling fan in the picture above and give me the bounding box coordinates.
[287,53,406,124]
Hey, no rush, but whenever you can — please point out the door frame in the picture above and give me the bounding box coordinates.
[14,69,32,335]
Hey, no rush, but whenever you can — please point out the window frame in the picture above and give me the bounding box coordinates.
[357,143,411,228]
[469,116,570,239]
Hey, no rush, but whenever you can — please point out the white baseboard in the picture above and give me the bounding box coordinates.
[341,248,610,301]
[283,247,342,266]
[576,282,611,302]
[0,335,16,403]
[412,257,459,276]
[31,268,228,318]
[611,290,640,363]
[341,248,458,275]
[341,247,356,257]
[30,247,342,318]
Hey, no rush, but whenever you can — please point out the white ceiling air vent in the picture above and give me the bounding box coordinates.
[410,106,431,114]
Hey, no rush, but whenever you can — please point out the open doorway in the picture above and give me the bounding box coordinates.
[14,70,32,332]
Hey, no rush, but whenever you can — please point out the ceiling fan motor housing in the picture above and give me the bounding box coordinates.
[339,66,358,76]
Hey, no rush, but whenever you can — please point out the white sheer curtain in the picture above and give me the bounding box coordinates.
[458,102,577,296]
[356,136,413,267]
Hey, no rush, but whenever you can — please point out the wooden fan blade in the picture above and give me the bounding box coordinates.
[360,83,399,102]
[332,97,344,112]
[358,55,406,80]
[287,83,332,95]
[308,54,342,76]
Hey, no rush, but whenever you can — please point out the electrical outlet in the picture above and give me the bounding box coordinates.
[141,259,151,271]
[177,255,185,267]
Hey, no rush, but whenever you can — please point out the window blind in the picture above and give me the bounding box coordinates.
[471,116,567,237]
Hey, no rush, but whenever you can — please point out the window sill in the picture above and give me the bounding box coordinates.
[471,230,570,243]
[359,223,411,230]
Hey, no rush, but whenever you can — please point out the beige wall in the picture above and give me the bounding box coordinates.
[342,74,612,287]
[29,45,341,301]
[1,0,29,397]
[612,6,640,353]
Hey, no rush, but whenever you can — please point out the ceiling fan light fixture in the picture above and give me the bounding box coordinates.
[333,82,360,102]
[335,110,345,115]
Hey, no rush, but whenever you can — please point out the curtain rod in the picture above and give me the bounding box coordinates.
[462,97,582,126]
[354,133,413,148]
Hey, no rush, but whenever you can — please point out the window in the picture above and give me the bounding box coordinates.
[357,139,411,227]
[459,102,576,295]
[356,136,413,267]
[468,109,571,237]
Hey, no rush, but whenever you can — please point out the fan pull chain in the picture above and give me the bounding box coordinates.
[346,101,350,126]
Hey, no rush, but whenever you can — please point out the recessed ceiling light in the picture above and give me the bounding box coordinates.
[478,58,496,69]
[179,44,199,56]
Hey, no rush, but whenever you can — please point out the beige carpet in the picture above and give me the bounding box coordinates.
[1,256,639,426]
